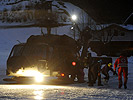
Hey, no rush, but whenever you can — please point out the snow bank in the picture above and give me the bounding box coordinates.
[128,56,133,63]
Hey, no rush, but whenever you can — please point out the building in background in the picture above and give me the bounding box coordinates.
[89,24,133,56]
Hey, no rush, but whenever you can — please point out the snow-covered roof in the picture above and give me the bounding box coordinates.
[120,24,133,31]
[93,23,133,31]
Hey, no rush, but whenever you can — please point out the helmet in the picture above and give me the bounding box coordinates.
[108,63,112,67]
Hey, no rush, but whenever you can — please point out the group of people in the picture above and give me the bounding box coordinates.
[77,52,128,89]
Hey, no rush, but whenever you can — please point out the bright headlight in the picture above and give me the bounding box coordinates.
[34,74,44,82]
[16,69,44,82]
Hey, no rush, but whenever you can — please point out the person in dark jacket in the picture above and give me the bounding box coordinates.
[97,59,103,86]
[76,56,85,83]
[87,54,103,86]
[87,57,97,86]
[101,63,116,83]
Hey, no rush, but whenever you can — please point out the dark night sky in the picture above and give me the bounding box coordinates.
[63,0,133,24]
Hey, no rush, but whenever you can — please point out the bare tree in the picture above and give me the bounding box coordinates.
[0,0,70,35]
[91,24,115,44]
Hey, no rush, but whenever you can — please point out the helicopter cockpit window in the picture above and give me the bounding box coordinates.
[10,45,24,57]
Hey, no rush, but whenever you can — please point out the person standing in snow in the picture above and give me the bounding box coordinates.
[76,56,85,83]
[114,52,128,89]
[97,59,103,86]
[87,54,96,86]
[87,54,103,86]
[101,63,116,83]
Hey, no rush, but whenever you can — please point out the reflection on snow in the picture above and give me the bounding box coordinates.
[5,85,66,99]
[7,85,64,89]
[0,84,133,99]
[34,90,43,100]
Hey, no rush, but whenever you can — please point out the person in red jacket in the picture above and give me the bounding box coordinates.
[114,52,128,89]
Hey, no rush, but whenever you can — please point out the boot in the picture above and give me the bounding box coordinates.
[118,80,122,89]
[88,83,93,86]
[124,78,127,89]
[88,81,94,86]
[124,84,127,89]
[98,83,103,86]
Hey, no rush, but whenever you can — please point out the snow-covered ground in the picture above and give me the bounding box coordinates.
[0,27,133,99]
[0,61,133,99]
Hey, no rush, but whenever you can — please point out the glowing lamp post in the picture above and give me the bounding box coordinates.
[71,14,77,40]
